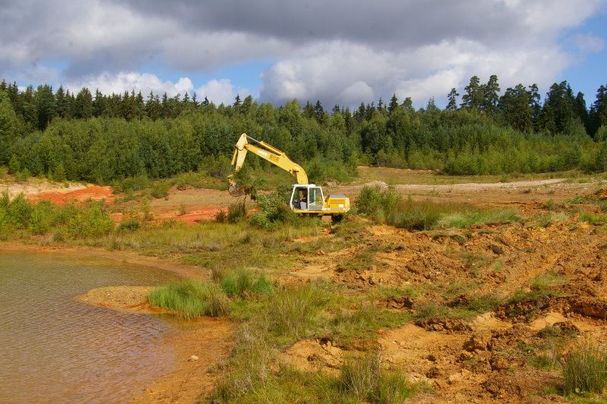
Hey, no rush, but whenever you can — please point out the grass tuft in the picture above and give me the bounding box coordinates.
[148,280,229,318]
[339,351,414,403]
[563,342,607,395]
[262,284,328,341]
[220,270,274,298]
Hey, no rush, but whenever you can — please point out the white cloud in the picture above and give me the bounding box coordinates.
[0,0,605,105]
[67,72,193,96]
[260,39,571,106]
[65,72,251,105]
[195,79,250,105]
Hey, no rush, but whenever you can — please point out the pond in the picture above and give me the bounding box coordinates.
[0,251,180,403]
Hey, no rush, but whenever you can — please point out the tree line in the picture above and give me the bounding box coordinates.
[0,75,606,183]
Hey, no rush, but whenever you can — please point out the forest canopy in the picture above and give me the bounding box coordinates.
[0,74,606,183]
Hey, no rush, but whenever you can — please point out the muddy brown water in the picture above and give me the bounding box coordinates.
[0,252,180,403]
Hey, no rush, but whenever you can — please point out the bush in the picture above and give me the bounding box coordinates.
[215,209,227,223]
[220,270,274,298]
[112,175,151,193]
[356,186,440,230]
[150,180,170,199]
[356,185,400,221]
[227,200,246,223]
[563,343,607,395]
[250,191,297,228]
[67,202,114,238]
[117,217,141,232]
[356,186,521,231]
[148,280,230,319]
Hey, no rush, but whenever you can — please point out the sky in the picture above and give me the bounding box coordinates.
[0,0,605,108]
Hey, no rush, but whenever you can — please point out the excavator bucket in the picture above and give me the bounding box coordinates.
[228,176,249,197]
[228,183,247,197]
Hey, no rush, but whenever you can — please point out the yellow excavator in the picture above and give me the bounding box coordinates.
[229,133,350,219]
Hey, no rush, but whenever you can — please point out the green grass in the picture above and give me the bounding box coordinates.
[356,185,521,231]
[531,271,566,291]
[262,284,330,342]
[580,211,607,225]
[339,351,414,403]
[216,351,417,404]
[327,304,409,345]
[148,280,230,319]
[219,270,274,298]
[563,343,607,395]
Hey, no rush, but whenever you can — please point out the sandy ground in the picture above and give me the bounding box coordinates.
[1,178,88,199]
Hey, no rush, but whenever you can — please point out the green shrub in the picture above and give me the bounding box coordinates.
[580,211,607,225]
[148,280,229,319]
[250,191,297,228]
[66,202,114,238]
[215,209,227,223]
[220,270,274,298]
[150,180,170,199]
[5,193,32,228]
[112,175,151,193]
[30,200,55,234]
[227,200,246,223]
[117,217,141,232]
[356,185,400,220]
[563,343,607,395]
[356,186,521,231]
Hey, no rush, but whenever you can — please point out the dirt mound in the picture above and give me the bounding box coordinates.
[279,338,345,374]
[78,286,160,314]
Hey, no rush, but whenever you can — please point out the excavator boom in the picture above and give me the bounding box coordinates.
[229,133,308,195]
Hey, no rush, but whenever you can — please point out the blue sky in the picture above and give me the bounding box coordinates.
[559,9,607,104]
[0,0,605,108]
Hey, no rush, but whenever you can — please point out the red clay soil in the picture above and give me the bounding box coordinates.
[27,185,114,205]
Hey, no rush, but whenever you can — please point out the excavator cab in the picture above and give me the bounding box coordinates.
[290,185,324,211]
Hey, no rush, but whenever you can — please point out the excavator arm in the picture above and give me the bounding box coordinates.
[229,133,308,195]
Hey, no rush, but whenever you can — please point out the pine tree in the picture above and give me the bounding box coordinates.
[388,94,399,114]
[314,100,326,123]
[303,101,315,119]
[482,75,500,114]
[499,84,532,132]
[446,88,459,111]
[35,85,56,130]
[461,76,482,110]
[0,90,20,163]
[74,88,93,119]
